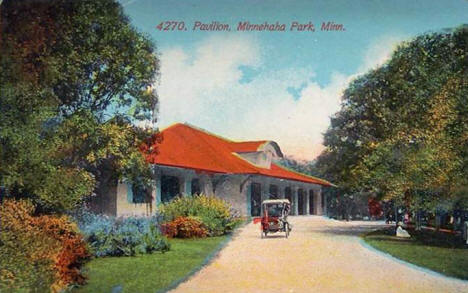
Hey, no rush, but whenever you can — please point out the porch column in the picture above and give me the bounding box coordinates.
[293,187,299,215]
[183,175,192,196]
[315,189,323,215]
[202,175,215,196]
[262,179,270,200]
[260,180,268,216]
[155,175,161,207]
[305,187,310,215]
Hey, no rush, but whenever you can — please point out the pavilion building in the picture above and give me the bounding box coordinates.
[92,123,333,217]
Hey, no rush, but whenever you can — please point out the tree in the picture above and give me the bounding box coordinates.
[0,0,160,212]
[318,26,468,222]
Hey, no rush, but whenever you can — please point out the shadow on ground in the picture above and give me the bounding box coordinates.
[310,223,391,237]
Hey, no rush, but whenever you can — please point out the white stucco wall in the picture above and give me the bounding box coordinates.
[214,175,248,216]
[110,166,325,218]
[115,183,154,217]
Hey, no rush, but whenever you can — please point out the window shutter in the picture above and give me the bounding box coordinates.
[127,183,133,203]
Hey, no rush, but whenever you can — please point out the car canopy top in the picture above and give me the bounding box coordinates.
[262,199,290,205]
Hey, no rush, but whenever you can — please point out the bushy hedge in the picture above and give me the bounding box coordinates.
[73,210,170,257]
[161,216,209,238]
[0,200,90,293]
[159,194,242,237]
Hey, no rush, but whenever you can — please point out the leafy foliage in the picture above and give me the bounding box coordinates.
[161,216,209,238]
[317,25,468,213]
[0,0,161,212]
[0,200,90,292]
[277,156,322,177]
[159,194,242,236]
[73,209,170,257]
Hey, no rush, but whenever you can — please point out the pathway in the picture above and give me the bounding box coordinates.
[170,216,468,293]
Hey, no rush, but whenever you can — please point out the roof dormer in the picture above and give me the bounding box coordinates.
[235,141,283,169]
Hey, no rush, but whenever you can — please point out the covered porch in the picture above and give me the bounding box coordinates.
[150,165,326,217]
[246,175,326,217]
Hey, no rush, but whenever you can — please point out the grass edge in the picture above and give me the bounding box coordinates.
[156,219,250,293]
[360,231,468,284]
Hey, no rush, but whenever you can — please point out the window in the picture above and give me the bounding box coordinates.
[191,178,201,195]
[127,182,150,204]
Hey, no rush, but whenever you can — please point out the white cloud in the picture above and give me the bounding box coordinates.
[157,35,261,126]
[358,35,406,73]
[156,34,402,160]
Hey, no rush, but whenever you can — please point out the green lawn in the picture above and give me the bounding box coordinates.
[73,236,227,293]
[363,228,468,280]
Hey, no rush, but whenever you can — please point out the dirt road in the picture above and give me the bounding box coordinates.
[170,216,468,293]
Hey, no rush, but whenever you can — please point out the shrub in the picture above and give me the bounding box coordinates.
[33,215,90,291]
[0,200,89,293]
[159,194,241,236]
[72,209,170,257]
[161,216,208,238]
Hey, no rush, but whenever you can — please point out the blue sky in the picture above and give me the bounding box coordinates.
[120,0,468,160]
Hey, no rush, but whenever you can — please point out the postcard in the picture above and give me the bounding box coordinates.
[0,0,467,292]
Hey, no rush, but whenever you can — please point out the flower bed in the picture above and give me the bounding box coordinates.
[159,194,242,237]
[73,210,170,257]
[161,216,209,238]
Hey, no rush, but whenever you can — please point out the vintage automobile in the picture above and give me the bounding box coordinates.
[254,199,291,238]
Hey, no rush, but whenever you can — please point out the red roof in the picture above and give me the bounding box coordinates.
[152,123,332,186]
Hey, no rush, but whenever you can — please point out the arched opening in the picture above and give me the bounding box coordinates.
[161,175,180,203]
[191,178,201,195]
[298,189,305,215]
[284,187,292,205]
[250,183,261,217]
[309,190,315,215]
[269,184,279,199]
